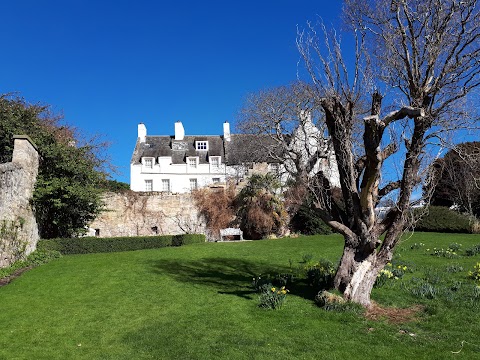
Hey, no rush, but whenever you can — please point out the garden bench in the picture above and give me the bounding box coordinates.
[219,228,244,241]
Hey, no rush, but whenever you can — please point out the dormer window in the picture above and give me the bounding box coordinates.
[195,141,208,151]
[143,157,154,169]
[187,157,198,169]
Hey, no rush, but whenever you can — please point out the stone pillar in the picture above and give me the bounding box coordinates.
[0,135,40,268]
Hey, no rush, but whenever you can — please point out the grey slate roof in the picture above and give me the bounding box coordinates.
[224,134,284,165]
[131,135,225,165]
[131,134,284,165]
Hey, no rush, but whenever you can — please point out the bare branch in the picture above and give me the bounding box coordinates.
[382,107,425,126]
[378,181,401,198]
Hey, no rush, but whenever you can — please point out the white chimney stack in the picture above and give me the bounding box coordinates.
[138,123,147,143]
[223,121,231,142]
[175,121,185,140]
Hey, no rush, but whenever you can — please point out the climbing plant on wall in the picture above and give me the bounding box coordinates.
[0,218,28,264]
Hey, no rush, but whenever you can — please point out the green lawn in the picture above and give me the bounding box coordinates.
[1,233,479,359]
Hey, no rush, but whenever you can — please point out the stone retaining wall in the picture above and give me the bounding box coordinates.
[87,192,206,238]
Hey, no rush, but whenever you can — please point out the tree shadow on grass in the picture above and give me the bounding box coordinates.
[150,257,277,299]
[150,257,316,300]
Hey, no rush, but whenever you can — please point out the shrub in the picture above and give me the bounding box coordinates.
[414,206,472,233]
[289,197,333,235]
[235,174,288,240]
[39,234,206,255]
[171,234,206,247]
[38,235,174,254]
[192,185,236,241]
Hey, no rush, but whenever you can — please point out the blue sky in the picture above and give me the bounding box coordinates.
[0,1,343,183]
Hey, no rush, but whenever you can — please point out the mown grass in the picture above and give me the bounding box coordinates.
[0,233,479,359]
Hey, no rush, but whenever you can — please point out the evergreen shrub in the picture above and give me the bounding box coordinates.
[171,234,206,246]
[290,198,333,235]
[414,206,473,233]
[37,234,205,255]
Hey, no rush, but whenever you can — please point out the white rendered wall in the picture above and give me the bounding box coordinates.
[130,158,226,193]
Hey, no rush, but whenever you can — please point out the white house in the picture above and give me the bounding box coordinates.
[130,122,230,192]
[130,120,339,193]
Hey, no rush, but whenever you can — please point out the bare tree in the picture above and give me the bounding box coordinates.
[236,82,336,184]
[305,0,480,306]
[239,1,480,306]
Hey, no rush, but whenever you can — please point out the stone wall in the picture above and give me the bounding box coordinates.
[0,136,40,268]
[87,192,207,238]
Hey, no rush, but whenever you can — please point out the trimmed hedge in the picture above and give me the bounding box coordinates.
[172,234,206,246]
[414,206,473,233]
[37,234,206,255]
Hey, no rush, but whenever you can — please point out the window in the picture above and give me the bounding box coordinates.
[195,141,208,151]
[144,158,153,169]
[94,229,100,237]
[151,226,158,235]
[145,180,153,191]
[188,157,198,169]
[162,179,170,192]
[210,156,220,170]
[190,178,198,190]
[212,178,220,184]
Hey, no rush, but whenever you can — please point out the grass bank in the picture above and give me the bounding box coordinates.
[0,233,479,359]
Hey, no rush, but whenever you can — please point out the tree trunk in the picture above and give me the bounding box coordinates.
[334,239,389,307]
